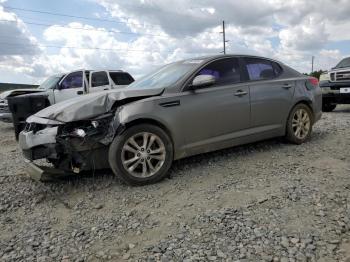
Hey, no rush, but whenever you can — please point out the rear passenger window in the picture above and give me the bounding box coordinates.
[110,72,134,85]
[91,71,109,87]
[245,58,282,81]
[195,58,241,86]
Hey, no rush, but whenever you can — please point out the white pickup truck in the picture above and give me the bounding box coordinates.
[1,69,134,123]
[6,69,134,138]
[46,69,135,104]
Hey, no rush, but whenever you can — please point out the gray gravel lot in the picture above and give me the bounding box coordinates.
[0,106,350,262]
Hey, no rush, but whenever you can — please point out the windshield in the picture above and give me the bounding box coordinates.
[335,57,350,69]
[127,62,199,90]
[37,75,63,90]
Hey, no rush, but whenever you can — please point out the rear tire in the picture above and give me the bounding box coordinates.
[108,124,173,186]
[322,101,336,112]
[286,104,313,145]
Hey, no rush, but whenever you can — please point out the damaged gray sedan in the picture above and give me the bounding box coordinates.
[19,55,322,185]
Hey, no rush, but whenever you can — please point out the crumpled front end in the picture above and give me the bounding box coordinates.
[18,87,163,175]
[18,112,122,173]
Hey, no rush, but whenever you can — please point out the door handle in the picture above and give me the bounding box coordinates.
[234,90,248,97]
[103,88,108,90]
[77,91,84,95]
[159,100,180,107]
[282,84,292,89]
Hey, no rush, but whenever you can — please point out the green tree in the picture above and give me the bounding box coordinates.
[308,70,326,80]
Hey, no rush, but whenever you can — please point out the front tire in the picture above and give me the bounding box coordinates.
[108,124,173,186]
[286,104,313,145]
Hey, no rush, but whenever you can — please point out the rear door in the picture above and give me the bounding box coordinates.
[89,71,111,93]
[109,71,134,88]
[54,71,86,103]
[243,57,295,129]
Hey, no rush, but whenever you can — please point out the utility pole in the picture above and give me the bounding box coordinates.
[311,56,315,73]
[220,20,229,54]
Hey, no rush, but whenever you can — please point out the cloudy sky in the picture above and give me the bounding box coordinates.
[0,0,349,84]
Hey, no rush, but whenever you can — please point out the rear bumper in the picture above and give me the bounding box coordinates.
[0,112,12,123]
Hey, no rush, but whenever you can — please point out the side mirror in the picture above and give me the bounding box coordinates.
[191,75,216,89]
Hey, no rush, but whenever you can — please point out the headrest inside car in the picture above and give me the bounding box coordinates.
[260,69,274,79]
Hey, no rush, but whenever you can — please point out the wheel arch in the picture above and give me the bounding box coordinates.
[120,117,175,148]
[285,100,315,134]
[291,99,314,119]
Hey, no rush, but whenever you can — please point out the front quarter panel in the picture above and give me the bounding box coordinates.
[117,95,184,153]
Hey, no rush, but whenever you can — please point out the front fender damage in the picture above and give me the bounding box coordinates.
[23,94,159,180]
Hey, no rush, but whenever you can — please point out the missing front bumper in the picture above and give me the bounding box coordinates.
[19,126,58,150]
[25,162,74,182]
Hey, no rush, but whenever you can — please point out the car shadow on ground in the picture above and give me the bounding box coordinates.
[39,130,330,191]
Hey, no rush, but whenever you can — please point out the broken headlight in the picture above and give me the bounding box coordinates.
[59,114,114,138]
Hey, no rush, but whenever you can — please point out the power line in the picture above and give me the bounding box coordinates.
[2,5,165,32]
[0,41,154,53]
[3,5,129,24]
[0,41,220,55]
[0,18,169,38]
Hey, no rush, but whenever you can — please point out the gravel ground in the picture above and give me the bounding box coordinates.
[0,106,350,262]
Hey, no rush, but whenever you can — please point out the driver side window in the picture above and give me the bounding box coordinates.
[195,58,242,87]
[60,71,83,90]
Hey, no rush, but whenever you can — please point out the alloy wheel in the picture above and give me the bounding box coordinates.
[121,132,166,178]
[292,108,311,140]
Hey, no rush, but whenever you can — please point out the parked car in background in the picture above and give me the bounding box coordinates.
[0,74,65,123]
[0,92,12,123]
[320,57,350,111]
[18,55,322,185]
[8,70,134,138]
[46,70,134,104]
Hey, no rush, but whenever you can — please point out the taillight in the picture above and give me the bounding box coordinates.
[305,77,319,90]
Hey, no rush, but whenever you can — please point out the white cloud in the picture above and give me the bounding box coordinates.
[1,0,350,83]
[0,6,39,56]
[279,15,328,51]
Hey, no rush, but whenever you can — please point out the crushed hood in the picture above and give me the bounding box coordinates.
[34,88,163,123]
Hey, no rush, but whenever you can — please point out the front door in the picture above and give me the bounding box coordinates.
[54,71,86,103]
[178,57,251,151]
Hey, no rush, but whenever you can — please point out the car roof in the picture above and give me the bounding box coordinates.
[178,54,283,65]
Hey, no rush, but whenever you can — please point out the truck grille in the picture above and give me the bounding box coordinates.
[0,104,9,113]
[333,71,350,82]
